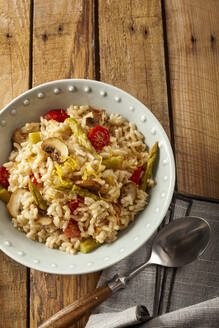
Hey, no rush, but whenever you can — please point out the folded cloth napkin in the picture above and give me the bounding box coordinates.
[86,193,219,328]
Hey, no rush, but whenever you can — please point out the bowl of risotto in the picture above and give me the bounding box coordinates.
[0,79,175,274]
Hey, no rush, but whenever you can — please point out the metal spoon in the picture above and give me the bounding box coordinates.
[39,216,211,328]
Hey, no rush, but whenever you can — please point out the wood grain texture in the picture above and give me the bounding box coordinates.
[0,0,30,108]
[30,273,100,328]
[0,1,30,327]
[0,255,28,328]
[38,285,112,328]
[98,0,170,137]
[165,0,219,198]
[33,0,95,85]
[30,1,99,328]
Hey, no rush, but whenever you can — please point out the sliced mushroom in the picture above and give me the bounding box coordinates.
[7,189,27,217]
[12,129,27,144]
[41,137,68,163]
[75,180,101,192]
[37,216,52,226]
[120,182,137,203]
[85,109,106,127]
[12,123,41,144]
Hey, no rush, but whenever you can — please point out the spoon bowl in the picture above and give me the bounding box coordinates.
[151,216,211,267]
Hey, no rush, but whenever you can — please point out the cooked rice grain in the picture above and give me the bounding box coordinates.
[4,105,150,254]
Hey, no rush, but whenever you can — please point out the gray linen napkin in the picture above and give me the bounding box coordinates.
[86,193,219,328]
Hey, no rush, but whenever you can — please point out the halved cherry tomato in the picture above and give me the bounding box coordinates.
[30,173,40,185]
[68,201,78,214]
[88,125,110,152]
[0,166,9,188]
[130,166,143,185]
[43,109,69,122]
[64,219,80,238]
[68,196,84,215]
[76,196,84,203]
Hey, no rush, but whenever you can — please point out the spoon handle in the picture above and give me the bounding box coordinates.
[38,263,150,327]
[38,285,113,328]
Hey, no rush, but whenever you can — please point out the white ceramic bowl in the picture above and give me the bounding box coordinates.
[0,79,175,274]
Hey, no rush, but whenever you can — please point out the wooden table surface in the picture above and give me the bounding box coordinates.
[0,1,218,327]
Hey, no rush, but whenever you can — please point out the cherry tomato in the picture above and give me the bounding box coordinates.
[43,109,69,122]
[76,196,84,203]
[64,219,80,238]
[68,196,84,215]
[0,166,9,188]
[30,174,38,185]
[88,125,110,152]
[68,200,78,214]
[130,166,143,185]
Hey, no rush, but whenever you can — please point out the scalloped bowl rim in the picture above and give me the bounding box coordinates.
[0,79,175,274]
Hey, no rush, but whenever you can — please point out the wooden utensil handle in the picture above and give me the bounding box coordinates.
[38,285,112,328]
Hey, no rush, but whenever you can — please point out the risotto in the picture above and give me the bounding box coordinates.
[0,105,158,254]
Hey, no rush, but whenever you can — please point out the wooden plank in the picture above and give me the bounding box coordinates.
[165,0,219,198]
[99,0,170,136]
[32,0,95,85]
[30,1,99,328]
[98,0,171,322]
[0,0,30,107]
[0,255,28,328]
[0,1,30,327]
